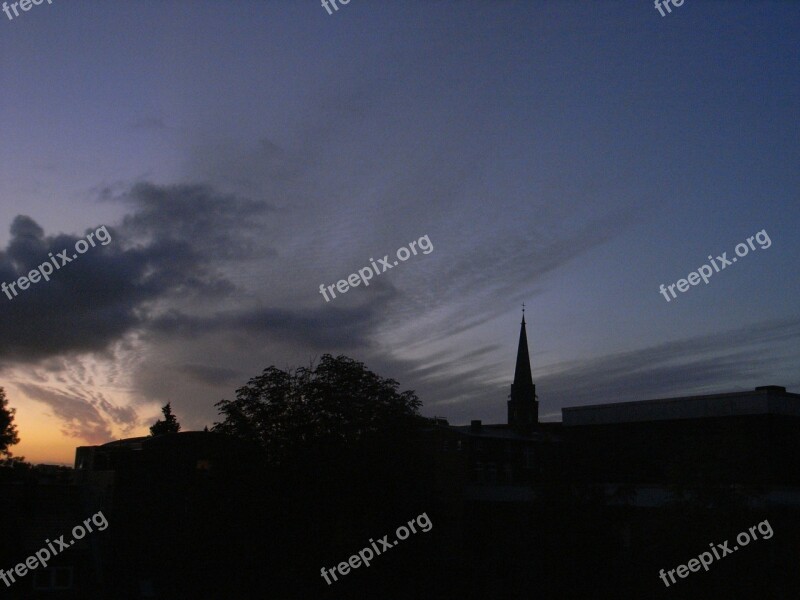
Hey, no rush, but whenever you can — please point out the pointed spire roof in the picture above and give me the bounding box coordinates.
[513,307,533,388]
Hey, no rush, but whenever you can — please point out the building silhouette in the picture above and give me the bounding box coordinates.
[426,311,800,599]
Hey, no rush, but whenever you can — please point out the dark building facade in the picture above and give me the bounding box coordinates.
[74,432,261,599]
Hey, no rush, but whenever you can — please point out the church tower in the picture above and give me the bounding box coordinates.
[508,307,538,433]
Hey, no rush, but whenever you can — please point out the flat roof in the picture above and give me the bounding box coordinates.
[562,386,800,426]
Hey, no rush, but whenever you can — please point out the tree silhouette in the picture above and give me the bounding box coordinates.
[213,354,423,464]
[208,355,436,597]
[0,387,20,459]
[150,402,181,436]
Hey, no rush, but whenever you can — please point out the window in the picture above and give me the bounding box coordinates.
[474,461,484,482]
[33,567,73,590]
[487,462,497,482]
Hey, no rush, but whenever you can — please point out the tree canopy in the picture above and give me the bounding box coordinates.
[209,355,435,596]
[150,402,181,436]
[0,387,20,459]
[212,354,423,463]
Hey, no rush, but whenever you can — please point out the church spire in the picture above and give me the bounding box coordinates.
[508,305,538,432]
[513,305,533,388]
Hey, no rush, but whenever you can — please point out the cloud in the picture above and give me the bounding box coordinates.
[149,291,394,351]
[383,208,635,347]
[537,317,800,417]
[114,182,274,260]
[176,364,244,387]
[15,383,136,444]
[0,182,272,365]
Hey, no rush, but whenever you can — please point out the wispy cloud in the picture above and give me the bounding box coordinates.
[538,317,800,416]
[15,383,137,444]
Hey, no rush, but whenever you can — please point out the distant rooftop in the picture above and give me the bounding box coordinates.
[446,421,561,441]
[562,386,799,426]
[81,431,240,452]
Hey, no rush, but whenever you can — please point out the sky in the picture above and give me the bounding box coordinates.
[0,0,797,464]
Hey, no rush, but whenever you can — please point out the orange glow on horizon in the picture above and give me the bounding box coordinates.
[10,393,150,465]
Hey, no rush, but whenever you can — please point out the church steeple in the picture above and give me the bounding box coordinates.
[513,309,533,389]
[508,306,538,432]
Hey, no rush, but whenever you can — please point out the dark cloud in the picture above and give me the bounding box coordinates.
[115,182,274,260]
[0,219,149,361]
[0,182,272,364]
[149,290,394,351]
